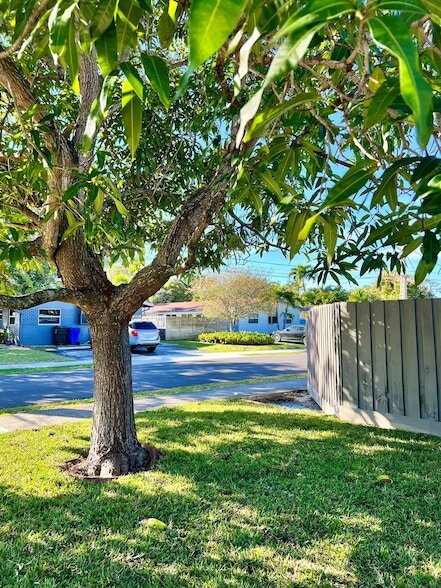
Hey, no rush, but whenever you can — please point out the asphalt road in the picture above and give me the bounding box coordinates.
[0,352,307,409]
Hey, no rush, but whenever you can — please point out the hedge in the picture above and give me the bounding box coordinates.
[198,331,275,345]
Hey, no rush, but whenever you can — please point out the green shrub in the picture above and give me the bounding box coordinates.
[198,331,274,345]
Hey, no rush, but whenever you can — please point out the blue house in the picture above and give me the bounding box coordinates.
[0,302,90,346]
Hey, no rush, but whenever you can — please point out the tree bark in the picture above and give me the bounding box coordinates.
[84,314,153,477]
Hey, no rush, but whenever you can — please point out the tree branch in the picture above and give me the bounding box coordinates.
[0,0,51,61]
[0,288,79,310]
[111,158,234,316]
[74,49,102,165]
[229,211,289,252]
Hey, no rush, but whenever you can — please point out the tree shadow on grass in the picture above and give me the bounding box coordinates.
[0,400,440,587]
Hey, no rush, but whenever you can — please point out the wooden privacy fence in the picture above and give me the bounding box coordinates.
[308,299,441,437]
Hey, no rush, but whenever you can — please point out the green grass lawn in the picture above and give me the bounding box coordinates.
[0,400,440,587]
[167,340,305,352]
[0,346,71,365]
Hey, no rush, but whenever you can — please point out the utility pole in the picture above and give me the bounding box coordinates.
[399,273,408,300]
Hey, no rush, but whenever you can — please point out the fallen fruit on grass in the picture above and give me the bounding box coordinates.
[376,475,392,484]
[139,518,167,529]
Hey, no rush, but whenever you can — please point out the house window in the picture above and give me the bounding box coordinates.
[248,313,259,324]
[9,310,16,325]
[285,317,292,324]
[38,309,61,325]
[268,314,278,324]
[80,311,88,325]
[0,309,3,323]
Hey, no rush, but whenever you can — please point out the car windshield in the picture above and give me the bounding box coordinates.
[130,322,157,330]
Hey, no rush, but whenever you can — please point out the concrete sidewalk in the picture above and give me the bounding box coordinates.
[0,347,304,372]
[0,377,307,433]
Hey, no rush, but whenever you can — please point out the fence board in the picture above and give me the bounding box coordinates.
[370,302,388,413]
[357,302,373,410]
[416,300,438,420]
[308,299,441,437]
[433,301,441,421]
[385,301,404,415]
[400,300,420,419]
[340,303,358,407]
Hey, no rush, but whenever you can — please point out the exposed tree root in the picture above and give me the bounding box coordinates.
[61,444,160,480]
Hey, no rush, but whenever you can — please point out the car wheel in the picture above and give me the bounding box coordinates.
[274,333,281,342]
[147,347,157,353]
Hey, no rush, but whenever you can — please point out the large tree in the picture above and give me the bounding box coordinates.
[192,270,275,330]
[0,0,440,476]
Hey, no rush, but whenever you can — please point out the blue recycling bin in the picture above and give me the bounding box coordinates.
[68,327,81,345]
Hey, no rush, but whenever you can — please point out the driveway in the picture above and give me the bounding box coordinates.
[0,351,307,409]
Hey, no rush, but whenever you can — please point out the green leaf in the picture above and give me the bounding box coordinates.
[116,0,144,53]
[372,169,397,208]
[322,160,378,209]
[275,149,295,181]
[141,54,170,108]
[297,213,321,241]
[421,0,441,25]
[110,193,130,216]
[158,1,179,48]
[62,181,88,202]
[130,0,152,11]
[421,230,440,270]
[189,0,248,69]
[265,24,323,89]
[48,2,76,64]
[285,210,310,256]
[365,79,400,128]
[245,92,318,141]
[400,236,423,258]
[90,0,117,40]
[414,257,428,284]
[95,22,118,77]
[264,0,356,87]
[94,188,105,214]
[259,170,283,200]
[82,73,119,153]
[121,62,144,100]
[62,220,84,241]
[274,0,356,42]
[323,218,338,265]
[243,172,263,214]
[64,16,80,92]
[375,0,426,14]
[369,15,433,147]
[121,78,142,157]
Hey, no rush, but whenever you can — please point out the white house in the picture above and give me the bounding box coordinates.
[143,301,303,338]
[236,301,303,334]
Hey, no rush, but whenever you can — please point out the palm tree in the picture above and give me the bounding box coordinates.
[288,264,311,292]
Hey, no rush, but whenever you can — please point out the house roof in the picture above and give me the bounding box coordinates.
[146,301,206,314]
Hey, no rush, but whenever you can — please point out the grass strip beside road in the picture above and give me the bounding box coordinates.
[0,347,73,365]
[0,400,439,586]
[0,373,306,416]
[0,364,93,375]
[167,340,305,352]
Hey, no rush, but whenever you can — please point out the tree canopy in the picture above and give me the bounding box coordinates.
[0,0,440,293]
[0,0,440,476]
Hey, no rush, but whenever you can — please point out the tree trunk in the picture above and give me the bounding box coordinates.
[84,314,153,477]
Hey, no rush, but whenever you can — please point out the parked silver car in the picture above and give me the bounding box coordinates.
[272,325,307,345]
[128,320,160,352]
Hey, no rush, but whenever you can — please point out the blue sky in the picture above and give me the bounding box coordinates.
[226,247,441,292]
